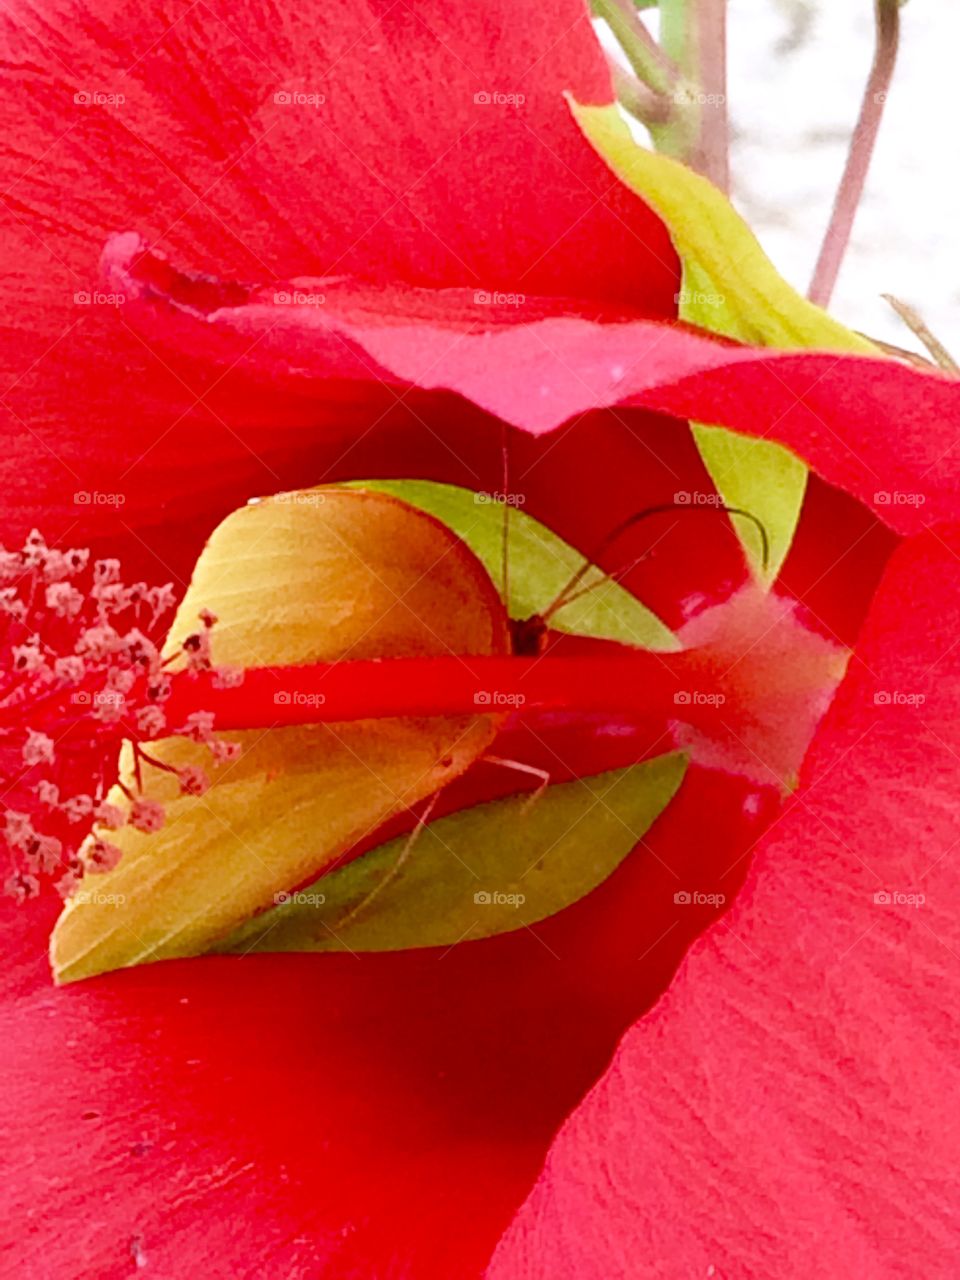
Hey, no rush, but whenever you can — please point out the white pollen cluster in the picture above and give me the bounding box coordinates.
[0,531,240,901]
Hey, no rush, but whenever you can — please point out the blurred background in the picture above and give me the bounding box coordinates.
[603,1,959,353]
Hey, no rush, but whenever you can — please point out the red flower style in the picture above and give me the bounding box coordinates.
[1,1,959,1276]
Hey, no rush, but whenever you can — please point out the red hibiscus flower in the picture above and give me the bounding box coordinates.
[1,2,958,1277]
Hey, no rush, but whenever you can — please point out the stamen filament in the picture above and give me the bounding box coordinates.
[163,653,720,729]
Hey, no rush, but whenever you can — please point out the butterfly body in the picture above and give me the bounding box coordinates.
[509,613,550,657]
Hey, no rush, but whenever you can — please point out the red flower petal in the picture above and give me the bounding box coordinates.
[0,751,774,1278]
[490,526,960,1277]
[775,473,898,647]
[0,0,678,566]
[321,324,960,533]
[110,234,960,549]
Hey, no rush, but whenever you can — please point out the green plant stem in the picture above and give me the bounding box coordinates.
[592,0,681,95]
[606,54,673,128]
[657,0,730,191]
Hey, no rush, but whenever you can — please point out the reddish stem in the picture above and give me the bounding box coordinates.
[695,0,729,193]
[808,0,900,308]
[165,654,717,730]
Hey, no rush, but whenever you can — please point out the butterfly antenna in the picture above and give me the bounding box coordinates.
[540,502,770,624]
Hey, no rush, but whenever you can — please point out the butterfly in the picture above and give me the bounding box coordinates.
[50,478,766,981]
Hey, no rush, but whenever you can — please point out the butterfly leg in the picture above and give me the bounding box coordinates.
[482,754,551,815]
[333,789,441,929]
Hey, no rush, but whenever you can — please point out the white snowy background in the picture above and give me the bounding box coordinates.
[605,1,959,354]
